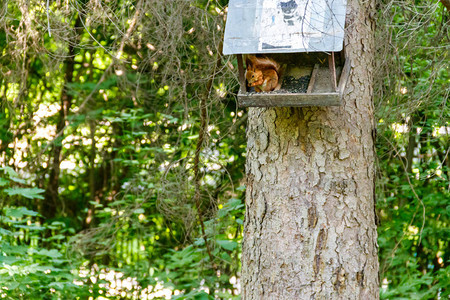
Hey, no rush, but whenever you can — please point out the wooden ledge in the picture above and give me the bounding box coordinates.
[238,91,341,107]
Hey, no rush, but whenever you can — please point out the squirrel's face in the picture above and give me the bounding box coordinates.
[246,68,263,85]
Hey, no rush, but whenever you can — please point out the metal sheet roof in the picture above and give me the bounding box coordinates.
[223,0,347,55]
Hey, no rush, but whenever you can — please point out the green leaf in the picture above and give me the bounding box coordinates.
[1,166,18,178]
[0,228,13,236]
[13,225,44,231]
[9,177,26,184]
[1,244,28,255]
[133,208,145,214]
[36,249,63,259]
[193,238,205,246]
[0,256,21,264]
[47,234,66,241]
[4,187,45,199]
[6,282,20,290]
[221,252,232,262]
[216,240,237,251]
[48,282,65,290]
[194,291,212,300]
[50,221,66,227]
[0,178,9,186]
[5,207,39,218]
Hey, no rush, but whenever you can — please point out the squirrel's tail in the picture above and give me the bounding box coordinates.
[274,64,286,91]
[246,55,280,72]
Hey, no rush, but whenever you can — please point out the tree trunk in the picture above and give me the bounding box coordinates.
[43,15,83,218]
[241,0,379,299]
[43,48,75,218]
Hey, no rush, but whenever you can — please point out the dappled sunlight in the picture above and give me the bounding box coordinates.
[72,267,240,299]
[0,0,448,298]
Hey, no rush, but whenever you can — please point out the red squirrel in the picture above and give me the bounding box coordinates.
[245,55,281,92]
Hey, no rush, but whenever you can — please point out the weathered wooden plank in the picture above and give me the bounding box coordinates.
[307,64,320,93]
[237,92,341,107]
[237,54,246,92]
[338,58,351,96]
[328,52,337,91]
[313,67,334,93]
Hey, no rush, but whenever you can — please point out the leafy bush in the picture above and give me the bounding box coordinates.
[0,167,80,299]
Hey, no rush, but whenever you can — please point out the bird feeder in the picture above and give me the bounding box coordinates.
[223,0,350,107]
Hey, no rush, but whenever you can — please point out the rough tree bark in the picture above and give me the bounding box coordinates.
[241,0,379,299]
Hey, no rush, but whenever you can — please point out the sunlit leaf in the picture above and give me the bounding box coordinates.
[4,188,45,199]
[133,208,145,214]
[36,249,63,259]
[216,240,237,251]
[5,207,39,218]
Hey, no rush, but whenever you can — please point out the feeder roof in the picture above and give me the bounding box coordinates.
[223,0,347,55]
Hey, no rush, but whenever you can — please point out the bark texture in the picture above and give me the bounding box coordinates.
[241,0,379,299]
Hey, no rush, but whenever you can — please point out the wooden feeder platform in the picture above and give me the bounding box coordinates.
[223,0,349,108]
[236,52,350,108]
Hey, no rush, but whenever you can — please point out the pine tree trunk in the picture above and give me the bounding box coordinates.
[241,0,379,299]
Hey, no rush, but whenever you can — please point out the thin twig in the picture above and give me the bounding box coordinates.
[379,134,427,275]
[192,37,224,272]
[46,0,51,37]
[37,2,142,160]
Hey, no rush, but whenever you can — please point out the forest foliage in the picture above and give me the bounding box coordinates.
[0,0,449,299]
